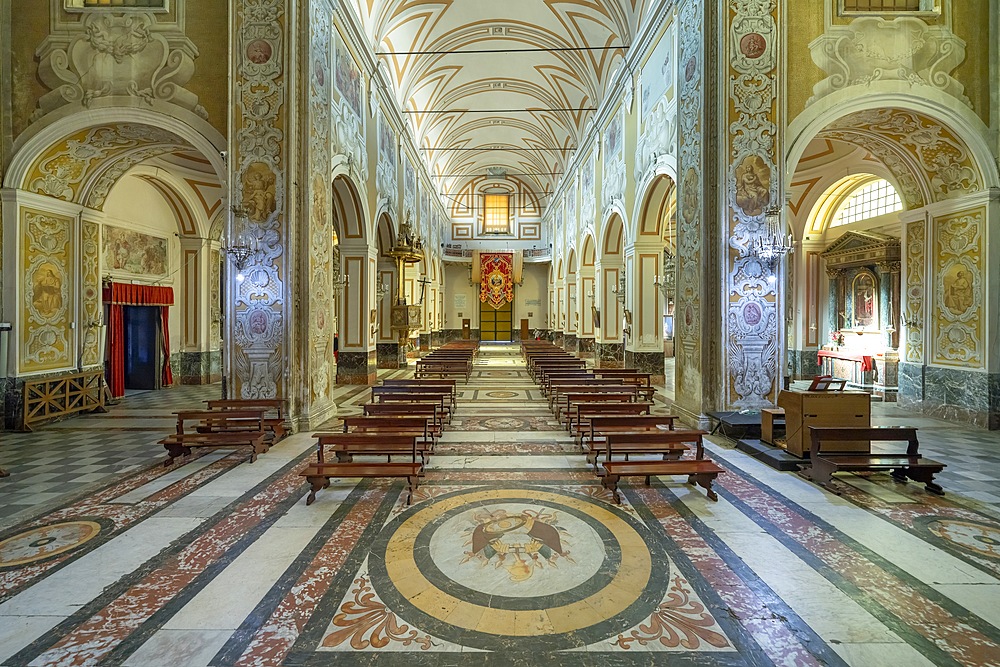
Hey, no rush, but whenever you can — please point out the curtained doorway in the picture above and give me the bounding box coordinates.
[123,306,163,391]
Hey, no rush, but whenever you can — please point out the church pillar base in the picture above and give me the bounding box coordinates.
[171,351,223,385]
[788,349,822,381]
[337,351,377,385]
[595,343,624,368]
[624,351,666,384]
[418,334,430,352]
[578,337,595,359]
[377,343,407,369]
[563,334,578,353]
[899,362,1000,430]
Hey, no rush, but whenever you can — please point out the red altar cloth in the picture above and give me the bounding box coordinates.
[817,349,874,372]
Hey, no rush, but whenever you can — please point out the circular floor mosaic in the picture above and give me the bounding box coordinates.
[0,520,103,568]
[368,486,668,652]
[920,517,1000,560]
[480,417,529,430]
[484,391,519,399]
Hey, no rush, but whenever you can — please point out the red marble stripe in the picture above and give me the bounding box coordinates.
[633,485,826,667]
[28,460,310,667]
[232,487,386,666]
[719,471,1000,666]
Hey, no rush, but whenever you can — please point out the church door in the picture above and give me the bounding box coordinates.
[480,300,513,342]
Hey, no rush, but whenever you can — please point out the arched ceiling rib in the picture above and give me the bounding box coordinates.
[352,0,654,212]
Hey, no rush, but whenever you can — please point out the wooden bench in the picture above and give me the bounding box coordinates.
[415,360,471,382]
[311,432,430,468]
[548,381,627,409]
[205,399,290,441]
[571,403,655,442]
[372,385,456,411]
[339,415,437,446]
[542,371,596,395]
[602,460,726,503]
[589,429,705,473]
[800,426,945,495]
[592,370,656,400]
[301,463,421,506]
[558,391,637,424]
[372,392,452,423]
[380,379,457,407]
[161,409,268,465]
[363,403,444,433]
[584,415,679,447]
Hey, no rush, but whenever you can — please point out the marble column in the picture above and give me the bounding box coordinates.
[595,342,624,368]
[624,351,666,384]
[578,337,595,359]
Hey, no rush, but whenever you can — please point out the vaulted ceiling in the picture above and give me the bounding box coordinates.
[350,0,657,210]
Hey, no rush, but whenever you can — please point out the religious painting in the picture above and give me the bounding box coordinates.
[103,225,168,276]
[851,271,877,329]
[734,154,771,217]
[480,253,514,309]
[31,262,64,318]
[604,111,623,159]
[241,162,277,222]
[942,264,974,317]
[378,111,397,178]
[641,24,675,120]
[334,38,362,119]
[403,153,415,203]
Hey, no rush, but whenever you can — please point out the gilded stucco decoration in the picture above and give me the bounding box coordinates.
[81,221,102,367]
[21,209,74,373]
[636,23,677,179]
[601,110,626,216]
[808,16,971,109]
[25,125,191,207]
[725,0,780,408]
[903,219,925,363]
[821,108,982,204]
[674,0,705,402]
[580,154,596,229]
[33,10,207,120]
[232,0,287,400]
[309,0,335,403]
[210,249,221,347]
[377,109,398,212]
[932,209,983,367]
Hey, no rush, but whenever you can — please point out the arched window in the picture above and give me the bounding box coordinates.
[830,178,902,227]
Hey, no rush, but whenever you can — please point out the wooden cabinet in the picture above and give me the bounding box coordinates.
[776,390,871,457]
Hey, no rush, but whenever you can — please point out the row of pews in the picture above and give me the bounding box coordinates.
[160,399,290,465]
[300,347,477,505]
[414,341,478,382]
[522,341,726,503]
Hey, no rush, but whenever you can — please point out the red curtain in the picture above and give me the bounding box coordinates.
[108,304,125,398]
[103,282,174,397]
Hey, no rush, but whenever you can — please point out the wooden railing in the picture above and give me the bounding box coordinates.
[23,369,106,431]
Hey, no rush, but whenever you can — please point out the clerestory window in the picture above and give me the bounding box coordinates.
[482,193,512,235]
[830,179,902,227]
[66,0,168,10]
[840,0,938,14]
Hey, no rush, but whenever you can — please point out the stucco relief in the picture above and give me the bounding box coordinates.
[233,0,287,400]
[903,219,925,363]
[377,109,399,211]
[33,11,207,121]
[675,0,704,401]
[823,108,982,203]
[21,209,73,372]
[932,209,983,367]
[635,100,677,180]
[81,222,102,367]
[725,0,780,408]
[808,16,970,109]
[580,154,596,228]
[601,112,626,216]
[26,124,189,206]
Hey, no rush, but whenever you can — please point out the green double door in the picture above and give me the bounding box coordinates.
[480,300,512,342]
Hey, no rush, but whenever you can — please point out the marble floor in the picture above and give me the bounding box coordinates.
[0,345,998,666]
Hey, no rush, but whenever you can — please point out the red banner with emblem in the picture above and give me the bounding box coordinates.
[479,253,514,309]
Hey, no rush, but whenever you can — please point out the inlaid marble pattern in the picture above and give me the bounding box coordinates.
[1,345,999,666]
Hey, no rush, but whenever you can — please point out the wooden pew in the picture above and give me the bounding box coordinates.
[372,385,456,411]
[415,359,471,382]
[161,409,267,465]
[558,391,637,424]
[602,460,726,503]
[372,391,452,423]
[548,380,626,409]
[570,403,655,443]
[380,379,457,407]
[204,399,289,442]
[301,462,420,506]
[589,429,706,473]
[800,426,945,495]
[339,415,437,447]
[311,432,431,468]
[584,415,679,447]
[363,403,444,434]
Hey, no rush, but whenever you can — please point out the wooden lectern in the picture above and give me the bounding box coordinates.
[776,389,871,457]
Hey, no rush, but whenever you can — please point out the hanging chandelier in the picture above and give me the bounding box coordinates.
[753,202,794,266]
[224,204,261,277]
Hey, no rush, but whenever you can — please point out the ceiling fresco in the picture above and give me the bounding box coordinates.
[349,0,657,207]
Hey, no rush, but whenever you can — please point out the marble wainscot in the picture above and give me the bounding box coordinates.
[563,334,578,353]
[418,333,430,352]
[578,337,595,359]
[337,350,377,384]
[376,343,406,369]
[595,342,624,368]
[551,332,565,347]
[172,350,222,385]
[625,350,666,384]
[788,348,822,381]
[900,365,1000,430]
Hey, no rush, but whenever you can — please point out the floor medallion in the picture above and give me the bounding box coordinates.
[366,485,670,652]
[0,520,104,568]
[920,516,1000,560]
